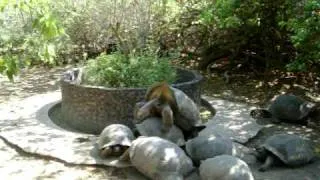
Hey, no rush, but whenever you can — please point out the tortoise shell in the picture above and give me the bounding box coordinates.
[171,87,202,131]
[269,94,315,122]
[128,136,195,180]
[135,117,185,146]
[185,135,234,165]
[98,124,135,157]
[199,155,254,180]
[261,134,315,166]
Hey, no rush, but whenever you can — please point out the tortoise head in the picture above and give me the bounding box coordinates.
[300,102,317,119]
[306,103,320,128]
[100,146,113,158]
[100,145,130,157]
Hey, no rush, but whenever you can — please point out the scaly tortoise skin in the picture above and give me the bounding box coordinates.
[98,124,135,158]
[255,133,315,171]
[250,94,317,125]
[135,117,185,146]
[199,155,254,180]
[119,136,195,180]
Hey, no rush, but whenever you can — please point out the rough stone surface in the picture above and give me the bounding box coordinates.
[0,67,147,179]
[60,68,203,134]
[0,91,131,168]
[1,67,319,179]
[0,92,262,168]
[200,96,264,144]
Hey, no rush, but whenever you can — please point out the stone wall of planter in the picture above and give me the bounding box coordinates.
[60,67,203,134]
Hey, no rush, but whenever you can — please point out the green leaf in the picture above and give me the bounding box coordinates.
[0,0,9,12]
[0,57,5,73]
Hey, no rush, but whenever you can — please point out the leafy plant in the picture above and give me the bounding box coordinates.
[284,0,320,71]
[0,0,65,81]
[175,0,320,72]
[83,53,177,88]
[0,0,181,81]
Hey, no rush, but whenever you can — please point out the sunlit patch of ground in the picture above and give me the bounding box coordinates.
[0,65,73,104]
[0,138,128,180]
[201,71,320,157]
[202,71,320,106]
[1,65,320,179]
[0,65,134,179]
[199,107,213,123]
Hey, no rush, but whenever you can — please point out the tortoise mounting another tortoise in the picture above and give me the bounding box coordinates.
[135,82,206,139]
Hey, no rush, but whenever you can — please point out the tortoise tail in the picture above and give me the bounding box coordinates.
[200,98,216,116]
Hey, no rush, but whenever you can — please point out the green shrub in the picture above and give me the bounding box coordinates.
[0,0,179,80]
[0,0,65,80]
[176,0,320,72]
[83,53,177,88]
[284,0,320,71]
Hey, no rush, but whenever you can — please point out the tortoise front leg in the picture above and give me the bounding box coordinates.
[161,104,174,132]
[135,99,159,121]
[119,148,130,161]
[259,155,275,172]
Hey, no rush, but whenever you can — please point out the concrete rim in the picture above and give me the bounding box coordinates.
[0,91,132,168]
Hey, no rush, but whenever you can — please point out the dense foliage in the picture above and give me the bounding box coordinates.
[176,0,320,72]
[0,0,319,81]
[83,53,176,88]
[0,0,65,80]
[0,0,179,81]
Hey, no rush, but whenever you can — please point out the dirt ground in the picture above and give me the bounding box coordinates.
[0,65,320,179]
[0,66,134,180]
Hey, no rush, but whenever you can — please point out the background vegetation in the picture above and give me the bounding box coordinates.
[0,0,319,82]
[83,53,176,88]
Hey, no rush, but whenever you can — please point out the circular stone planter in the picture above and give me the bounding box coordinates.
[60,67,203,134]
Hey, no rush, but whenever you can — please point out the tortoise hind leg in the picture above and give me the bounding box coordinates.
[259,155,275,172]
[161,104,174,132]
